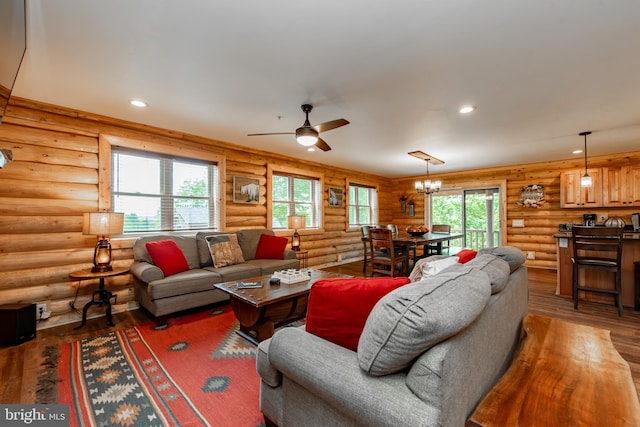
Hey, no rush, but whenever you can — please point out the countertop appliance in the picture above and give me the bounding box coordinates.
[632,213,640,231]
[583,213,596,227]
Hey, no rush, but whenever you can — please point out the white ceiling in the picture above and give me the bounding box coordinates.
[12,0,640,178]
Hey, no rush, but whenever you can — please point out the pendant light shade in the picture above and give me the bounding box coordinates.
[580,131,592,188]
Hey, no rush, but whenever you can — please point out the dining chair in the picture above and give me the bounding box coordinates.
[571,226,624,316]
[425,224,451,255]
[387,223,416,259]
[369,228,407,277]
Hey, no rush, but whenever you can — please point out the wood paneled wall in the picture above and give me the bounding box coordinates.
[391,152,640,270]
[0,98,393,329]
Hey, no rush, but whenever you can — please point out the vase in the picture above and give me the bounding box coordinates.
[400,200,406,212]
[409,204,415,217]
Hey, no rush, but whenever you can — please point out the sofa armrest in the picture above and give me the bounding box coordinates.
[283,249,296,260]
[266,327,436,426]
[130,261,164,283]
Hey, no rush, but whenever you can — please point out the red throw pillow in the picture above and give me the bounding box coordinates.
[305,277,411,351]
[254,233,288,259]
[456,249,478,264]
[145,239,190,276]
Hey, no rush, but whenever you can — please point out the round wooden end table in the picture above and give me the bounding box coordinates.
[69,267,129,329]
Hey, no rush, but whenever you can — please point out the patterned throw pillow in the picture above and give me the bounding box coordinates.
[206,234,245,268]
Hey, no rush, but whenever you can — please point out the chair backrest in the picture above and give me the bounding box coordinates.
[386,224,399,234]
[361,225,371,238]
[370,227,394,251]
[431,224,451,233]
[571,226,623,266]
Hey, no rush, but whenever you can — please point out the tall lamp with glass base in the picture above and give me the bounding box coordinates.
[83,212,124,272]
[287,215,306,251]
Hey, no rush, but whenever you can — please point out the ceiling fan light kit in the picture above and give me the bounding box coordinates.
[248,104,349,152]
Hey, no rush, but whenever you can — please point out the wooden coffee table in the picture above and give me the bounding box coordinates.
[215,269,351,344]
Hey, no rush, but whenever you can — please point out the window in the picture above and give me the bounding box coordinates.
[112,148,220,233]
[271,173,321,229]
[348,184,377,226]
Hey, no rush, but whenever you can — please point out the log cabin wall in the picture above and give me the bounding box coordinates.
[0,98,394,329]
[391,151,640,270]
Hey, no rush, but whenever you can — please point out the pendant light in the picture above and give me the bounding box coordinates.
[579,131,592,188]
[415,158,442,195]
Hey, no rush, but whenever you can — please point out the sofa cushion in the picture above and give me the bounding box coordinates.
[206,234,245,268]
[255,233,288,259]
[463,254,511,294]
[455,249,478,264]
[408,255,458,282]
[237,229,274,260]
[479,246,526,273]
[358,266,491,376]
[306,277,411,351]
[195,231,225,267]
[145,239,190,276]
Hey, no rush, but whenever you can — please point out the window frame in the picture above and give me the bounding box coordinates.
[99,134,226,236]
[346,179,379,229]
[267,164,324,232]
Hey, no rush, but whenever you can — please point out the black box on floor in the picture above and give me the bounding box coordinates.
[0,303,36,346]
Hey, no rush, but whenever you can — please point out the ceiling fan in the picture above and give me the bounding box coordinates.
[248,104,349,152]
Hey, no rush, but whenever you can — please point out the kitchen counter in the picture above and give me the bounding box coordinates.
[554,230,640,309]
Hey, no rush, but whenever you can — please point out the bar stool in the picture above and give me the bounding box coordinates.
[571,226,624,317]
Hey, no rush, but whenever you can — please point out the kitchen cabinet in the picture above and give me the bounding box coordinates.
[603,165,640,207]
[559,168,602,208]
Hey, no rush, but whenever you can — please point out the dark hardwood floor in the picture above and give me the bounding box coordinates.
[1,262,639,404]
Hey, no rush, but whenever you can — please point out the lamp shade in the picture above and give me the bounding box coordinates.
[82,212,124,236]
[287,215,306,230]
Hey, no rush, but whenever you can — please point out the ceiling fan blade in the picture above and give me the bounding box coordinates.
[315,137,331,152]
[247,132,295,136]
[313,118,349,133]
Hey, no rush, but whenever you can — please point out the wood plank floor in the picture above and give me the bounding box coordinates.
[1,262,639,404]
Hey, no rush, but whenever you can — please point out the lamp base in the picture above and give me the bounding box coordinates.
[91,264,113,273]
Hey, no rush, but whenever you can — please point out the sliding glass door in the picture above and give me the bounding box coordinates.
[430,187,501,251]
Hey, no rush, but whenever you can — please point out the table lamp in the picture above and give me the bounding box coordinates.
[287,215,306,251]
[83,212,124,272]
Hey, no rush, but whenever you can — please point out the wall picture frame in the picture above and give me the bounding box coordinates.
[233,176,260,204]
[328,187,344,207]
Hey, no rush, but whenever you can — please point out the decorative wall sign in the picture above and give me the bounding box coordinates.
[328,187,344,207]
[517,184,545,208]
[233,176,260,203]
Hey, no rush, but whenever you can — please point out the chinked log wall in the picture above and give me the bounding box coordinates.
[0,98,393,329]
[1,98,639,329]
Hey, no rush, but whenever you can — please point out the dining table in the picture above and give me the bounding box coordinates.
[362,231,464,275]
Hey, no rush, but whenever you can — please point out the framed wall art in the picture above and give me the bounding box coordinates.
[328,187,344,207]
[233,176,260,204]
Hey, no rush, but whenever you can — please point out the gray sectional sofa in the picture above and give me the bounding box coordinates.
[256,246,528,427]
[130,229,300,317]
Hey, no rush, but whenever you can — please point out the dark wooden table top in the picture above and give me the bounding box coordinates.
[214,269,351,308]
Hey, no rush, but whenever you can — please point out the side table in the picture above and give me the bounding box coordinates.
[69,267,129,329]
[295,250,309,269]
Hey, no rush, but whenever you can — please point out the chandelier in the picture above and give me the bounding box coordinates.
[415,158,442,195]
[579,131,592,188]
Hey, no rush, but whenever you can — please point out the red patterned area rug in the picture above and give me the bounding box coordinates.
[40,306,265,427]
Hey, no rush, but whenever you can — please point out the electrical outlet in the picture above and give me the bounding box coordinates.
[527,251,535,260]
[36,303,47,317]
[599,214,608,222]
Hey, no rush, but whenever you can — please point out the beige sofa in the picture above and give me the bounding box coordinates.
[130,229,300,317]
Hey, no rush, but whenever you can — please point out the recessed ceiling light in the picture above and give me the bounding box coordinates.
[573,149,583,154]
[307,147,316,152]
[459,105,476,114]
[129,99,148,108]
